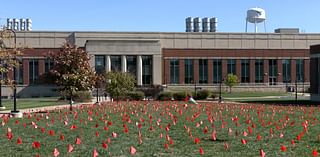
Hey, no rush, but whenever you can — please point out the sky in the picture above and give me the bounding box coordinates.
[1,0,320,33]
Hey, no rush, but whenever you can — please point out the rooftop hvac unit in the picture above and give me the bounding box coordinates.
[6,18,13,30]
[202,17,209,32]
[20,19,26,31]
[26,19,32,31]
[13,18,19,31]
[210,17,218,32]
[193,17,201,32]
[186,17,193,32]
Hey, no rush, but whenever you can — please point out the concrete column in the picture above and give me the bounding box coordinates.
[263,59,269,84]
[222,59,228,79]
[304,59,310,82]
[153,55,162,85]
[291,59,297,83]
[39,59,45,76]
[121,55,127,73]
[179,59,185,84]
[137,55,143,86]
[164,59,170,84]
[193,59,199,83]
[249,59,255,83]
[106,55,111,72]
[23,59,29,85]
[208,59,213,84]
[236,59,241,79]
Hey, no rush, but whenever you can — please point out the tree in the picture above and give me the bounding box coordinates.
[51,42,96,110]
[0,28,23,110]
[224,74,239,93]
[105,71,135,100]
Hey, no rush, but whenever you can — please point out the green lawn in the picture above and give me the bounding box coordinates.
[221,92,289,98]
[0,101,319,156]
[0,97,69,111]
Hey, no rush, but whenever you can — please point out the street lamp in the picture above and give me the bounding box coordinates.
[219,78,224,103]
[6,29,22,117]
[0,73,4,110]
[295,78,298,104]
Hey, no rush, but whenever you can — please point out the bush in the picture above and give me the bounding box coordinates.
[157,92,172,101]
[60,91,93,102]
[127,91,145,100]
[173,92,188,101]
[193,90,210,100]
[211,92,218,99]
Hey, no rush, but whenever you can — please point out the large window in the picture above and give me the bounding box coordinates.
[213,59,222,83]
[45,58,54,74]
[29,59,39,84]
[282,59,291,83]
[269,59,277,85]
[95,55,106,74]
[255,59,264,83]
[199,59,208,84]
[111,55,121,72]
[142,56,152,85]
[227,59,236,74]
[185,59,193,84]
[170,59,179,84]
[126,56,137,79]
[296,59,304,82]
[241,59,250,83]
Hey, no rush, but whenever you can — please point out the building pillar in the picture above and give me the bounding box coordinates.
[222,59,227,79]
[304,59,310,82]
[236,59,241,80]
[121,55,127,73]
[310,58,318,94]
[193,59,199,83]
[39,59,45,76]
[291,59,297,83]
[277,59,283,83]
[106,55,111,72]
[179,59,185,84]
[22,59,29,85]
[263,59,269,84]
[249,59,255,83]
[137,55,143,86]
[208,59,213,84]
[163,59,170,84]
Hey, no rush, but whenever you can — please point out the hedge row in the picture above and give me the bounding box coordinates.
[157,90,216,101]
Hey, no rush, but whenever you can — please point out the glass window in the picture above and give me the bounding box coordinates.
[296,59,304,82]
[227,59,236,74]
[199,59,208,84]
[269,59,277,85]
[213,59,222,83]
[95,55,106,74]
[184,59,193,84]
[241,59,250,83]
[29,59,39,84]
[170,59,179,84]
[255,59,264,83]
[126,55,137,79]
[282,59,291,83]
[45,58,54,74]
[142,56,152,85]
[111,55,121,72]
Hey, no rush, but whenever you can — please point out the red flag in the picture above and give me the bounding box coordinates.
[280,145,287,152]
[257,134,262,141]
[32,141,41,149]
[60,134,65,141]
[194,138,200,144]
[164,143,169,149]
[49,130,55,136]
[312,149,318,157]
[75,137,81,145]
[7,128,13,140]
[291,140,295,146]
[53,148,60,157]
[199,147,204,155]
[68,144,74,153]
[130,146,136,155]
[17,137,22,144]
[112,132,118,138]
[212,130,217,141]
[102,142,108,149]
[260,149,266,157]
[224,142,229,150]
[70,125,77,130]
[241,139,247,145]
[95,131,99,137]
[92,148,99,157]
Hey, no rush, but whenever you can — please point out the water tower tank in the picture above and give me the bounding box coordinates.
[193,17,201,32]
[186,17,193,32]
[202,17,209,32]
[245,8,266,33]
[246,8,266,23]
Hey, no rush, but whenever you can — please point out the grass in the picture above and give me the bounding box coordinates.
[0,97,85,111]
[0,101,319,156]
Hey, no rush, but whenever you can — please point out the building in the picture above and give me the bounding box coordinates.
[1,29,319,98]
[310,44,320,102]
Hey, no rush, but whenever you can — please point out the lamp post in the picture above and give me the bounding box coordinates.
[0,74,3,110]
[95,76,100,105]
[219,78,223,103]
[6,29,22,117]
[295,78,298,104]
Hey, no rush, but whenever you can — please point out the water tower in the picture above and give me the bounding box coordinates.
[245,8,266,33]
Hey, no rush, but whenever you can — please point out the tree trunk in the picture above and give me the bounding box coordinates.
[69,90,73,111]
